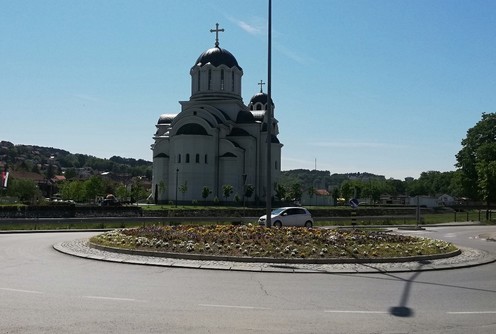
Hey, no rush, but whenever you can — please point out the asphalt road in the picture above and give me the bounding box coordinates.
[0,226,495,334]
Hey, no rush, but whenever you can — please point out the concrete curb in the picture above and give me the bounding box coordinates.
[53,238,496,274]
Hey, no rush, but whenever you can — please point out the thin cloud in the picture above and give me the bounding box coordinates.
[238,20,263,35]
[274,43,318,66]
[226,15,265,36]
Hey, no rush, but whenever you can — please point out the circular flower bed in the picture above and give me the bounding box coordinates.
[90,224,458,260]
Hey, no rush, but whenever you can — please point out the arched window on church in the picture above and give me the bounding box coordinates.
[195,154,200,163]
[208,70,212,90]
[177,154,181,163]
[204,154,208,164]
[256,104,262,111]
[186,154,190,163]
[231,72,235,91]
[220,69,224,90]
[197,72,201,91]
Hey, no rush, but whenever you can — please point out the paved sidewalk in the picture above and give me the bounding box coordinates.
[53,238,496,274]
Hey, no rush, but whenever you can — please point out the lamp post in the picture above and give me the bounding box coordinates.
[242,173,247,211]
[175,168,179,208]
[265,0,273,227]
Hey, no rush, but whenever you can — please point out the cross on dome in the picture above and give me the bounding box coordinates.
[258,80,265,93]
[210,23,224,47]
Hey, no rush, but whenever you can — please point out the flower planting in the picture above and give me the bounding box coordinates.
[90,224,458,260]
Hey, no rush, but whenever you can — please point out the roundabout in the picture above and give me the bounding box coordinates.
[53,226,495,274]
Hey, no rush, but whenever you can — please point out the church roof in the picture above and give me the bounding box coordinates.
[249,92,274,106]
[158,114,177,124]
[193,47,242,71]
[236,110,256,123]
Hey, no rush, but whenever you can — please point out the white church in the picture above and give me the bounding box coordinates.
[151,24,283,204]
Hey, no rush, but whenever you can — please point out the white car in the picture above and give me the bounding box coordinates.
[258,207,314,228]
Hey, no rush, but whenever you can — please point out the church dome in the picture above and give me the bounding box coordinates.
[249,92,271,104]
[248,92,274,111]
[193,47,242,71]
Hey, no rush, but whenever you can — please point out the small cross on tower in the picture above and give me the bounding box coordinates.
[258,80,266,93]
[210,23,224,47]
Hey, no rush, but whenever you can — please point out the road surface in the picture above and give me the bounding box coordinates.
[1,226,495,333]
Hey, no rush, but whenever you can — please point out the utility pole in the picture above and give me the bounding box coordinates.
[265,0,273,228]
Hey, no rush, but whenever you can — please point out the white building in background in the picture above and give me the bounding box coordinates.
[151,24,282,204]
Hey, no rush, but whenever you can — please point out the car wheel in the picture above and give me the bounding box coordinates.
[273,221,282,228]
[304,221,313,228]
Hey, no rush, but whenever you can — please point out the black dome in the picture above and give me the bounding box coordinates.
[193,47,242,70]
[249,92,274,107]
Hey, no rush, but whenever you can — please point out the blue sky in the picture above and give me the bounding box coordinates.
[1,0,495,180]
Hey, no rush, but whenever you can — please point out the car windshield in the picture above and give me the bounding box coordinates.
[271,208,286,215]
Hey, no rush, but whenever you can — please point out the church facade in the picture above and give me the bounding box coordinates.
[151,24,282,204]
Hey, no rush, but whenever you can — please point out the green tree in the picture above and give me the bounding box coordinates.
[274,183,286,202]
[456,112,496,200]
[84,176,106,203]
[222,184,233,203]
[340,180,362,200]
[179,181,188,201]
[476,160,496,219]
[362,180,387,204]
[287,183,302,202]
[158,181,167,197]
[448,170,465,198]
[64,168,77,179]
[59,180,86,202]
[386,179,406,196]
[5,178,41,203]
[244,184,254,199]
[331,186,341,205]
[46,163,56,179]
[201,186,212,204]
[115,184,130,202]
[307,186,315,204]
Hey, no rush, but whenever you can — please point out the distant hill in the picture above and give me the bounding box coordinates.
[0,140,152,179]
[279,169,386,191]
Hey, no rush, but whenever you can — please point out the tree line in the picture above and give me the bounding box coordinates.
[276,113,496,207]
[0,141,152,180]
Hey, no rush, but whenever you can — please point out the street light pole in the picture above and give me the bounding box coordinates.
[242,173,247,209]
[265,0,273,228]
[175,168,179,208]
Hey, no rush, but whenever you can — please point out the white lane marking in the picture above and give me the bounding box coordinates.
[0,287,44,294]
[447,311,496,315]
[325,310,388,314]
[199,304,271,310]
[83,295,138,302]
